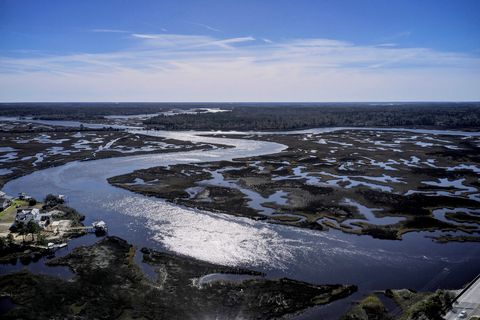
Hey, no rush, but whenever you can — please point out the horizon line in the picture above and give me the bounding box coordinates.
[1,100,479,104]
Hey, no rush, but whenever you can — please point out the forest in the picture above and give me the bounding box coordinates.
[144,103,480,131]
[1,102,480,130]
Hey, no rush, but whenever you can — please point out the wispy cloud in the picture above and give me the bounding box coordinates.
[209,36,255,49]
[375,43,397,47]
[130,34,255,49]
[0,33,479,101]
[131,33,159,39]
[188,22,223,33]
[91,28,130,33]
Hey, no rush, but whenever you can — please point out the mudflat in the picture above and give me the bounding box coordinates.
[108,129,480,242]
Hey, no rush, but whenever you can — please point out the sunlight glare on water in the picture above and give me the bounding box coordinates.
[103,195,307,268]
[102,194,414,270]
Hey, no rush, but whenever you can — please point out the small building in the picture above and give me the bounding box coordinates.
[18,192,32,201]
[92,220,108,235]
[15,209,35,223]
[15,208,40,223]
[15,208,52,227]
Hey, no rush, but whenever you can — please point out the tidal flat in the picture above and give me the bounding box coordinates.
[108,129,480,242]
[0,121,225,188]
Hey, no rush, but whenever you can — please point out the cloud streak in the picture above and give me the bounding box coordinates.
[0,33,479,101]
[91,28,130,33]
[189,22,223,33]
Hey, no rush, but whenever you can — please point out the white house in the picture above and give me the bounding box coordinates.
[15,208,38,223]
[15,208,52,227]
[18,192,32,201]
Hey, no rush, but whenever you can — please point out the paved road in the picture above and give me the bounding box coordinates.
[445,275,480,320]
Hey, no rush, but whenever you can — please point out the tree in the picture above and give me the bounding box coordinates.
[36,234,47,246]
[15,221,27,243]
[0,237,5,251]
[44,194,64,208]
[6,233,14,245]
[26,220,41,242]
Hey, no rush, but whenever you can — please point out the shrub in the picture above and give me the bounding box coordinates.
[44,194,64,208]
[36,234,47,246]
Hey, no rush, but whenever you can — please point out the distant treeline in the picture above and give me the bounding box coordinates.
[0,103,216,119]
[0,126,121,133]
[144,103,480,131]
[1,102,480,130]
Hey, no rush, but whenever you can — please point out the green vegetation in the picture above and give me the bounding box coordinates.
[36,233,48,246]
[44,194,64,208]
[0,197,87,264]
[341,294,391,320]
[399,290,453,320]
[342,289,456,320]
[26,220,41,242]
[0,199,28,219]
[6,220,41,242]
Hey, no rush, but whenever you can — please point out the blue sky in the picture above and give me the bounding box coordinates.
[1,0,479,102]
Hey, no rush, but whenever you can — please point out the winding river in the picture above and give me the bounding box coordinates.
[1,120,480,319]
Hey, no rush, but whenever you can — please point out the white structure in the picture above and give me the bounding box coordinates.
[18,192,32,201]
[92,220,107,233]
[15,208,52,227]
[15,208,39,222]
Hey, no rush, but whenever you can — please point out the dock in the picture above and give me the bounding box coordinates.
[59,220,108,235]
